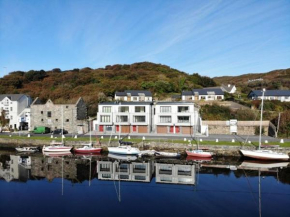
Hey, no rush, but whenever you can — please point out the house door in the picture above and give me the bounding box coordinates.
[170,126,174,133]
[175,126,180,133]
[99,125,103,132]
[133,125,137,132]
[116,125,119,132]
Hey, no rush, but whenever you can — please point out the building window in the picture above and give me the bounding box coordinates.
[119,106,129,113]
[10,116,13,120]
[178,116,190,123]
[41,111,43,114]
[100,115,110,123]
[66,106,69,108]
[102,174,111,179]
[47,111,51,117]
[41,119,44,122]
[116,115,128,123]
[10,107,12,111]
[160,116,171,123]
[178,106,189,113]
[135,175,146,180]
[66,119,69,122]
[160,106,171,113]
[55,119,58,122]
[135,106,145,113]
[133,116,145,123]
[102,106,111,113]
[132,97,138,101]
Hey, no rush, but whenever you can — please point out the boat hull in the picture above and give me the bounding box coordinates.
[74,147,102,154]
[108,146,140,155]
[43,145,72,152]
[16,147,38,153]
[240,149,289,161]
[155,151,180,158]
[186,150,212,158]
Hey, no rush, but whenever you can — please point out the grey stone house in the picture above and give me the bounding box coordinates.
[30,97,87,134]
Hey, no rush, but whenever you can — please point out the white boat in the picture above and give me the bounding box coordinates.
[186,149,212,158]
[43,106,72,153]
[108,153,137,161]
[15,147,38,153]
[138,149,156,157]
[240,89,289,161]
[154,151,180,158]
[108,146,140,155]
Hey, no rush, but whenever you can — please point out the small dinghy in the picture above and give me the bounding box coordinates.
[15,147,39,153]
[154,151,180,158]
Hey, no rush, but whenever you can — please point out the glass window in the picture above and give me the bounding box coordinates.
[135,175,146,180]
[10,107,12,111]
[178,116,190,123]
[119,106,129,112]
[102,174,111,178]
[160,116,171,123]
[47,111,51,117]
[135,106,145,112]
[160,176,172,182]
[160,106,171,113]
[133,116,145,123]
[66,119,69,122]
[100,115,110,123]
[102,106,111,113]
[178,106,189,112]
[116,115,128,122]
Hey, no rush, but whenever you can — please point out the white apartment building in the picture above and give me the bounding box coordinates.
[154,102,200,135]
[0,94,32,130]
[97,102,153,134]
[182,88,224,101]
[115,90,152,102]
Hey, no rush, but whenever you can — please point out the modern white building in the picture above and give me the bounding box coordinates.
[182,88,224,101]
[0,94,32,130]
[115,90,152,102]
[248,90,290,102]
[97,102,153,134]
[154,102,202,135]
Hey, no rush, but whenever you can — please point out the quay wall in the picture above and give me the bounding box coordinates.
[1,138,289,157]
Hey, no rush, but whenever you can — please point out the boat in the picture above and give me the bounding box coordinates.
[108,153,137,161]
[186,149,212,158]
[239,160,289,169]
[43,106,72,153]
[154,151,180,158]
[43,151,72,157]
[15,147,39,153]
[74,121,102,154]
[108,146,140,155]
[240,89,289,161]
[138,149,156,157]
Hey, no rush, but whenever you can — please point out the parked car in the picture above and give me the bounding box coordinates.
[52,129,68,135]
[34,126,51,134]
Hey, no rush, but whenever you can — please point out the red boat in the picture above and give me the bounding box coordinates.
[186,155,212,162]
[186,150,212,158]
[74,146,102,154]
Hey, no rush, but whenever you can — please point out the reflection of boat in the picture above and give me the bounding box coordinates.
[43,151,72,157]
[108,146,140,155]
[43,106,72,153]
[75,152,101,157]
[239,160,289,169]
[155,151,180,158]
[186,156,212,162]
[108,153,137,161]
[15,147,38,153]
[240,89,289,161]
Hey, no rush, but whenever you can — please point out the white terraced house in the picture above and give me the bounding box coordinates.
[97,102,153,134]
[0,94,32,130]
[153,102,204,135]
[115,90,152,102]
[182,88,224,101]
[248,90,290,102]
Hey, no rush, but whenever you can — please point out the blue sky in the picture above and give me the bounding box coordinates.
[0,0,289,78]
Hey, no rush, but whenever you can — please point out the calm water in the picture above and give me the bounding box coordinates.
[0,151,289,217]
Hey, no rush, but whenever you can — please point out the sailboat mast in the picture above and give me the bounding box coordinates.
[258,169,262,217]
[62,105,64,144]
[259,89,265,150]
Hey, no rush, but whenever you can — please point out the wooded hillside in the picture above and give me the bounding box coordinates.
[0,62,216,116]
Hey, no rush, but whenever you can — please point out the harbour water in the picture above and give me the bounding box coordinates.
[0,151,289,217]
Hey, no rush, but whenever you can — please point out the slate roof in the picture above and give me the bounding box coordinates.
[182,88,224,96]
[249,90,290,97]
[0,94,28,101]
[115,90,152,97]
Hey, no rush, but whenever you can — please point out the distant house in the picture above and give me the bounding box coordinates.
[115,90,152,102]
[30,97,87,133]
[221,84,236,94]
[181,88,224,101]
[248,90,290,102]
[0,94,32,130]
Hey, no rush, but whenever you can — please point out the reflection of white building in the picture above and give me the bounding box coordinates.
[0,155,31,182]
[155,163,195,185]
[97,160,154,182]
[0,94,32,130]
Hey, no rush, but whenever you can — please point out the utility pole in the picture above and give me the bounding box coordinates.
[276,112,281,137]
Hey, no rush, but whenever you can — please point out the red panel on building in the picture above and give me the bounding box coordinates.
[170,126,174,133]
[99,125,103,132]
[133,125,137,132]
[175,126,180,133]
[116,125,119,132]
